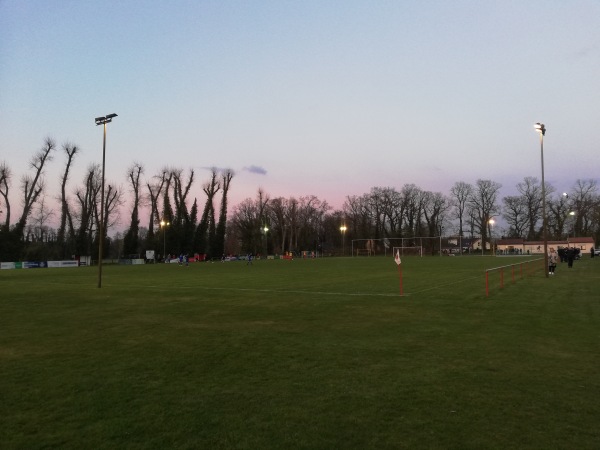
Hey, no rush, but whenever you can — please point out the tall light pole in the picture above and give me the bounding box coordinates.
[488,218,496,256]
[160,220,170,261]
[95,113,118,288]
[567,211,575,240]
[534,122,548,278]
[263,225,269,257]
[340,225,347,256]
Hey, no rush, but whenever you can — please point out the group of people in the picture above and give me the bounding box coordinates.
[548,246,579,275]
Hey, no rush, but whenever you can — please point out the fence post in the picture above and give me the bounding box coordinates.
[520,262,523,279]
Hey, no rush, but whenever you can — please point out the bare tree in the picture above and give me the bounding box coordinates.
[450,181,473,237]
[57,142,79,251]
[284,197,299,252]
[31,195,55,242]
[172,168,194,221]
[17,138,56,233]
[401,184,426,238]
[547,192,571,239]
[146,169,168,239]
[93,182,124,257]
[102,184,124,235]
[75,165,102,255]
[296,195,330,253]
[197,168,221,256]
[378,187,403,236]
[343,194,372,238]
[171,168,195,253]
[515,176,553,240]
[0,161,12,230]
[502,196,528,237]
[268,197,288,253]
[366,187,386,240]
[123,162,144,255]
[468,179,502,249]
[422,191,450,237]
[568,179,599,236]
[215,169,234,256]
[232,197,260,253]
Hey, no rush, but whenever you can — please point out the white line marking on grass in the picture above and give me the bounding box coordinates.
[146,285,406,298]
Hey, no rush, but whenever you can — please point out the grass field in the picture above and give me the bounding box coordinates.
[1,255,599,449]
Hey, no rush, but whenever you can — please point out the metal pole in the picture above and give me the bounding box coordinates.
[98,123,106,288]
[540,132,549,278]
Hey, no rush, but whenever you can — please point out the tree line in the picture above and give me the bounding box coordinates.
[1,139,599,261]
[0,138,234,261]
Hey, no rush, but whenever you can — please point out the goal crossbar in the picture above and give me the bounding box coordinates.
[351,237,442,257]
[392,246,423,257]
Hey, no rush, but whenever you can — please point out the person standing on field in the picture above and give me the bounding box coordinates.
[566,247,576,268]
[548,247,558,275]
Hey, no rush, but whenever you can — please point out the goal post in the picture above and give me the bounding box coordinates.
[351,237,442,256]
[392,246,423,257]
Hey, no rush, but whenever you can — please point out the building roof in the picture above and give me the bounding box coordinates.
[568,237,595,244]
[496,238,524,245]
[496,237,594,247]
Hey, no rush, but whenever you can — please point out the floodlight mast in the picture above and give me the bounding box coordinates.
[95,113,118,288]
[534,122,548,278]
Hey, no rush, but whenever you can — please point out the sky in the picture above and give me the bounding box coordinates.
[1,0,599,232]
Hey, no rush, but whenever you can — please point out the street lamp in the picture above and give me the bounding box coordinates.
[95,113,118,288]
[534,122,548,278]
[567,211,575,240]
[263,225,269,256]
[160,220,170,262]
[340,225,347,256]
[488,218,496,256]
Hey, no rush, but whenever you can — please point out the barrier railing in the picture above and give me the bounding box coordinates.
[485,258,543,297]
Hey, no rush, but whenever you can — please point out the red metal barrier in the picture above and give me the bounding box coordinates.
[485,258,543,297]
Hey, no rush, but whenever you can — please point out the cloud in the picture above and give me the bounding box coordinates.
[194,166,236,175]
[243,165,267,175]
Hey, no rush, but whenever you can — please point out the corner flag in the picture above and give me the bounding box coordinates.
[395,250,403,296]
[395,250,402,266]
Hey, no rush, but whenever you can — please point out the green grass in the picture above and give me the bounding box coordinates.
[1,255,599,449]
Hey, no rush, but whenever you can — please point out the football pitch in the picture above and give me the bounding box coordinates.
[1,255,599,449]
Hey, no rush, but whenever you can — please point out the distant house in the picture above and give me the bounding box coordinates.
[496,237,596,255]
[495,238,525,254]
[444,236,478,254]
[568,237,595,251]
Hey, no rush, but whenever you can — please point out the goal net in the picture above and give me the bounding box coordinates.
[351,237,441,256]
[392,246,423,257]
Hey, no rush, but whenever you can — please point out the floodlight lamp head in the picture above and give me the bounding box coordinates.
[95,113,118,125]
[534,122,546,136]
